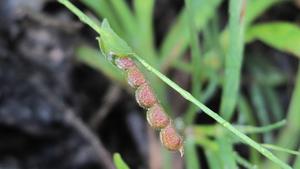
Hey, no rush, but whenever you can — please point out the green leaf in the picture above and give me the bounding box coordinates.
[113,153,130,169]
[98,19,133,57]
[246,22,300,58]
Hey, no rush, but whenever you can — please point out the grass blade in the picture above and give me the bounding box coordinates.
[261,144,300,156]
[217,137,238,169]
[219,0,246,120]
[58,0,101,34]
[266,62,300,166]
[264,87,284,121]
[159,0,221,71]
[133,0,157,62]
[113,153,130,169]
[249,83,272,143]
[234,152,258,169]
[81,0,123,35]
[110,0,137,39]
[235,120,286,134]
[184,132,201,169]
[184,0,203,124]
[205,149,222,169]
[294,148,300,168]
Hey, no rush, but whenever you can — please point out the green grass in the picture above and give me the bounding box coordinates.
[58,0,300,169]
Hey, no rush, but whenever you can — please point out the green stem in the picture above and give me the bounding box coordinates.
[133,54,291,169]
[58,0,102,34]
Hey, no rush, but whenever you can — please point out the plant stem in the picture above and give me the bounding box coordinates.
[58,0,102,34]
[134,54,292,169]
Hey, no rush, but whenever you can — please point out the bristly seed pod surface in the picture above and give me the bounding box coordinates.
[115,57,135,70]
[111,56,184,156]
[135,84,157,108]
[160,124,184,156]
[127,66,146,88]
[146,104,170,129]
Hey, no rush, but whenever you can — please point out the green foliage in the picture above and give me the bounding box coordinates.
[220,0,245,121]
[113,153,130,169]
[246,22,300,58]
[159,0,222,71]
[184,134,201,169]
[98,19,133,57]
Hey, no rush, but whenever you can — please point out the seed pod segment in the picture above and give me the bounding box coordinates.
[127,66,146,88]
[146,104,170,129]
[160,124,184,156]
[135,83,157,109]
[114,57,135,70]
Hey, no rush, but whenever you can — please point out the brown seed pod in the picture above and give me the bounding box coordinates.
[135,83,157,108]
[160,124,184,156]
[115,57,135,70]
[146,104,170,129]
[127,66,146,88]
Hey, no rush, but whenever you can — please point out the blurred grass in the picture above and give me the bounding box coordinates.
[246,22,300,58]
[113,153,130,169]
[219,0,245,120]
[184,0,202,125]
[265,62,300,168]
[159,0,222,72]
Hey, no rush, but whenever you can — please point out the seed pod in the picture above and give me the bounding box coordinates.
[160,124,184,156]
[146,104,170,129]
[127,66,146,88]
[135,83,157,108]
[115,57,135,70]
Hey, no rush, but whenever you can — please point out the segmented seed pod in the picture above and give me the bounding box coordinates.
[146,104,170,129]
[114,57,135,70]
[160,124,184,156]
[127,66,146,88]
[135,83,157,108]
[109,55,184,156]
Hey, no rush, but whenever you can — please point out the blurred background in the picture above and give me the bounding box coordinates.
[0,0,300,169]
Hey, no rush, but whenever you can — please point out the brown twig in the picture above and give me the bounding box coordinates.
[89,85,121,129]
[66,111,116,169]
[31,78,115,169]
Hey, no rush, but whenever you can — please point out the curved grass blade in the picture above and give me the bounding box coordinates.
[113,153,130,169]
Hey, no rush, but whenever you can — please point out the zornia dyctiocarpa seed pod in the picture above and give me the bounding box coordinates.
[135,83,157,108]
[160,124,184,156]
[115,57,135,70]
[111,56,184,156]
[127,66,146,88]
[146,104,170,129]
